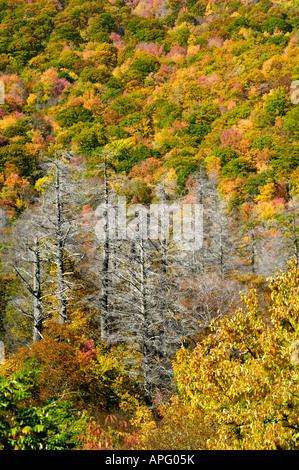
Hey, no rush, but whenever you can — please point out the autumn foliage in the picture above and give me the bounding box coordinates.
[136,258,299,450]
[0,0,299,451]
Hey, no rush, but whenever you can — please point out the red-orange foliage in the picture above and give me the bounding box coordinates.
[78,339,99,366]
[77,418,143,450]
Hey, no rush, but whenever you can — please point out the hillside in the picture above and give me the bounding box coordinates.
[0,0,299,451]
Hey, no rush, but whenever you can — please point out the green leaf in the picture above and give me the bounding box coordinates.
[22,426,32,434]
[33,424,45,433]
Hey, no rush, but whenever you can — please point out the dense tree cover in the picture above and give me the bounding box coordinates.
[135,258,299,450]
[0,0,298,450]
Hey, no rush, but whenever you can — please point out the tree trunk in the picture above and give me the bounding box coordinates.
[291,209,299,265]
[32,238,43,342]
[101,154,112,343]
[139,235,152,407]
[55,159,67,324]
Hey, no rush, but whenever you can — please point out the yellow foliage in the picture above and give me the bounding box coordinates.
[172,259,299,449]
[132,396,214,450]
[35,176,51,194]
[205,155,221,176]
[255,200,285,219]
[26,93,37,107]
[255,178,277,203]
[0,114,18,131]
[262,55,284,74]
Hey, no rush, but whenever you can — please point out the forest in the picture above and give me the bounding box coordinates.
[0,0,298,451]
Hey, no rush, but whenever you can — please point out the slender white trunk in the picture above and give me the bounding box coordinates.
[101,155,112,342]
[55,160,67,324]
[32,238,43,342]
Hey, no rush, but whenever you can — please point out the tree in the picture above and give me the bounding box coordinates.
[274,196,299,266]
[94,152,116,344]
[172,258,299,450]
[201,173,238,276]
[0,362,88,450]
[12,227,48,343]
[37,154,92,326]
[3,153,92,343]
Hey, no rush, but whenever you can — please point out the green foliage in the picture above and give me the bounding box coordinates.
[0,144,38,180]
[0,0,298,452]
[244,170,276,197]
[115,145,162,174]
[87,13,116,42]
[187,103,221,144]
[261,17,293,35]
[149,99,182,130]
[80,65,111,84]
[56,107,93,127]
[127,53,160,83]
[266,35,290,48]
[189,1,206,17]
[264,87,290,116]
[272,143,299,173]
[171,22,191,47]
[220,102,253,127]
[57,50,80,70]
[213,146,240,166]
[225,15,252,34]
[1,118,32,142]
[282,107,299,141]
[251,135,274,151]
[221,157,256,179]
[125,17,166,43]
[72,124,107,155]
[108,94,143,118]
[0,363,87,450]
[164,149,199,188]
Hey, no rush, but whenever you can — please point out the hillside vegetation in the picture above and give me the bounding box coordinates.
[0,0,299,450]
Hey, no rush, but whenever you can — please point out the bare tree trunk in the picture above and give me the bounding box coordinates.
[32,238,43,342]
[54,159,67,324]
[12,233,46,343]
[250,231,256,274]
[291,207,299,265]
[139,236,152,407]
[219,227,224,276]
[101,154,112,343]
[159,230,167,361]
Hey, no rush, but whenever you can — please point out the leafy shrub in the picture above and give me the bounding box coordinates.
[251,135,274,151]
[261,17,293,35]
[221,157,256,178]
[213,146,240,166]
[0,363,88,450]
[80,65,111,84]
[127,53,160,82]
[225,15,251,34]
[57,50,80,70]
[282,107,299,141]
[0,143,38,179]
[244,170,276,197]
[115,145,162,174]
[3,323,142,413]
[189,1,206,17]
[72,125,107,155]
[266,35,289,48]
[125,17,166,43]
[187,103,220,144]
[264,87,290,116]
[149,99,182,130]
[1,118,32,141]
[56,107,93,127]
[87,13,116,42]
